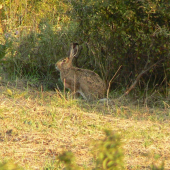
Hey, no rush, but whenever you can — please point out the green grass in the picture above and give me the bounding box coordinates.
[0,77,170,169]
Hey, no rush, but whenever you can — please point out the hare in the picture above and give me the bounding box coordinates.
[55,43,106,100]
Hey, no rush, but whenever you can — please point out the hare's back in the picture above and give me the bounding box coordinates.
[76,68,106,90]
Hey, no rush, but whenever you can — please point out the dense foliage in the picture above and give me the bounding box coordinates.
[70,0,170,92]
[0,0,170,99]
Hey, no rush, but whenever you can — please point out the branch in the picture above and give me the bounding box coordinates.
[119,59,163,99]
[107,65,122,99]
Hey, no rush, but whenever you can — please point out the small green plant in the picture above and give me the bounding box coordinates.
[150,154,165,170]
[93,130,124,170]
[57,151,80,170]
[151,162,165,170]
[0,160,23,170]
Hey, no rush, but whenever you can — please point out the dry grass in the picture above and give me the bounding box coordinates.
[0,79,170,170]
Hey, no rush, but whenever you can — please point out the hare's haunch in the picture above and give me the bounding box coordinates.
[56,43,106,100]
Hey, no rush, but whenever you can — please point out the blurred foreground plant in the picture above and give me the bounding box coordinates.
[93,130,124,170]
[0,160,23,170]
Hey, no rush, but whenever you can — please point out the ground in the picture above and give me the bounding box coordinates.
[0,79,170,170]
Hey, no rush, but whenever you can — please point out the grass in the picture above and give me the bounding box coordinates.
[0,77,170,170]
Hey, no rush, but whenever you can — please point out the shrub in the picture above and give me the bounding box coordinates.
[2,21,74,90]
[69,0,170,95]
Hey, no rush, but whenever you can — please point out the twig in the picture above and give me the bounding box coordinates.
[55,83,67,101]
[107,65,122,99]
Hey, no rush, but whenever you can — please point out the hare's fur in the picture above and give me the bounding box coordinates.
[56,43,106,100]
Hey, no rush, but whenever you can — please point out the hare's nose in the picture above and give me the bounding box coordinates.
[55,66,59,70]
[55,63,58,70]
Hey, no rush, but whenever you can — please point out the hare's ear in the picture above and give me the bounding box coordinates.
[69,43,79,59]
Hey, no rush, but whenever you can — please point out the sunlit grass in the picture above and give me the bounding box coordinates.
[0,78,170,169]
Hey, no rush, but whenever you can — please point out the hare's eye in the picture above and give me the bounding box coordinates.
[63,59,67,63]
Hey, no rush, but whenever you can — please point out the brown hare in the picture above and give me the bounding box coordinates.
[55,43,106,100]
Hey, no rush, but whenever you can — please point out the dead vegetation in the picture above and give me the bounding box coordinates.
[0,79,170,170]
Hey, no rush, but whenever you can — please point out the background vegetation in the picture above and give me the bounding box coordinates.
[0,0,170,103]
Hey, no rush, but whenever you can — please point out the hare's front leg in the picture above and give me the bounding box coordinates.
[77,90,87,100]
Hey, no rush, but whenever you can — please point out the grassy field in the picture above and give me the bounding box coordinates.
[0,78,170,170]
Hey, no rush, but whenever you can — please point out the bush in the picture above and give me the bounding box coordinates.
[2,21,74,90]
[69,0,170,95]
[1,0,170,100]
